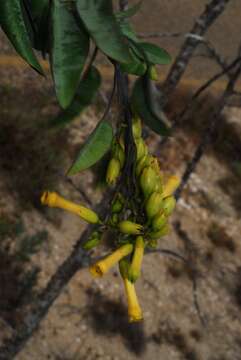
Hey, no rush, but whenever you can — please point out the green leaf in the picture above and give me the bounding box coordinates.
[49,66,101,128]
[120,48,146,76]
[50,0,89,109]
[76,0,132,64]
[119,21,139,43]
[0,0,43,74]
[140,42,171,65]
[68,121,113,175]
[115,1,142,19]
[131,77,170,136]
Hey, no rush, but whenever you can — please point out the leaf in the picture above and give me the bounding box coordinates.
[49,66,101,128]
[140,42,171,65]
[76,0,132,64]
[115,1,142,19]
[0,0,43,74]
[50,0,89,109]
[119,21,139,43]
[120,47,146,76]
[131,77,170,136]
[68,121,113,175]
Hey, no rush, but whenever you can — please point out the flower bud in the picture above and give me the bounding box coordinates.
[41,191,100,224]
[119,259,143,323]
[113,141,125,168]
[128,236,145,282]
[106,158,121,185]
[82,232,101,250]
[140,166,158,198]
[118,220,143,235]
[132,116,142,139]
[135,138,148,161]
[109,213,119,226]
[152,212,167,231]
[90,243,133,277]
[145,192,163,219]
[148,223,170,239]
[162,196,176,216]
[162,175,180,198]
[136,155,151,177]
[148,65,158,81]
[111,194,124,213]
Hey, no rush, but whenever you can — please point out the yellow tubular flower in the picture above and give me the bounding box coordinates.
[119,259,143,323]
[118,220,143,235]
[41,191,99,224]
[162,175,180,198]
[90,243,133,277]
[106,158,121,185]
[128,236,145,282]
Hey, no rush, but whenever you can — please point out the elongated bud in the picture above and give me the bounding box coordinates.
[106,158,121,185]
[118,220,143,235]
[41,191,99,224]
[119,259,143,323]
[90,243,133,277]
[132,116,142,139]
[82,232,101,250]
[148,223,170,239]
[148,65,158,81]
[135,138,148,161]
[111,193,124,213]
[163,175,180,198]
[140,166,158,198]
[150,157,162,177]
[109,213,119,226]
[152,212,167,231]
[113,140,125,168]
[162,196,176,216]
[145,192,163,219]
[136,155,151,177]
[128,236,145,282]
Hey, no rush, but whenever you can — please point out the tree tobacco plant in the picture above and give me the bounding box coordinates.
[0,0,180,322]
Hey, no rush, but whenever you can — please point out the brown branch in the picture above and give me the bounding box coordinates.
[0,190,113,360]
[175,59,241,200]
[160,0,232,105]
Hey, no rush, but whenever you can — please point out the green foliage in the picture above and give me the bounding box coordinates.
[50,0,90,108]
[115,1,142,20]
[49,66,101,128]
[68,120,113,175]
[131,77,170,136]
[76,0,132,64]
[0,0,43,74]
[139,42,172,65]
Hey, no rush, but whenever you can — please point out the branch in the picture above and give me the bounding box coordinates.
[0,190,113,359]
[160,0,232,105]
[175,59,241,200]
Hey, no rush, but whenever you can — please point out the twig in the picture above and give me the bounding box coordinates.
[175,59,241,200]
[0,190,113,360]
[160,0,231,105]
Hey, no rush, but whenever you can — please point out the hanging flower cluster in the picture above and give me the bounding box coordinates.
[41,116,180,322]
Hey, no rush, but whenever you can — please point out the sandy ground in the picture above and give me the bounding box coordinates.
[0,1,241,359]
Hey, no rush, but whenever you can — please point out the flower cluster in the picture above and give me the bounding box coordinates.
[41,116,180,322]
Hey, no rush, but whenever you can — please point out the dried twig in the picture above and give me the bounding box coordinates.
[175,59,241,200]
[160,0,231,105]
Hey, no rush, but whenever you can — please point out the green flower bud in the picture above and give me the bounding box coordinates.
[113,142,125,168]
[148,65,158,81]
[111,194,124,213]
[136,155,151,177]
[119,258,130,279]
[135,138,148,161]
[162,196,176,216]
[128,236,145,282]
[132,116,142,139]
[140,166,158,198]
[148,223,170,239]
[106,158,121,185]
[118,220,143,235]
[82,232,101,250]
[152,212,167,231]
[145,192,163,219]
